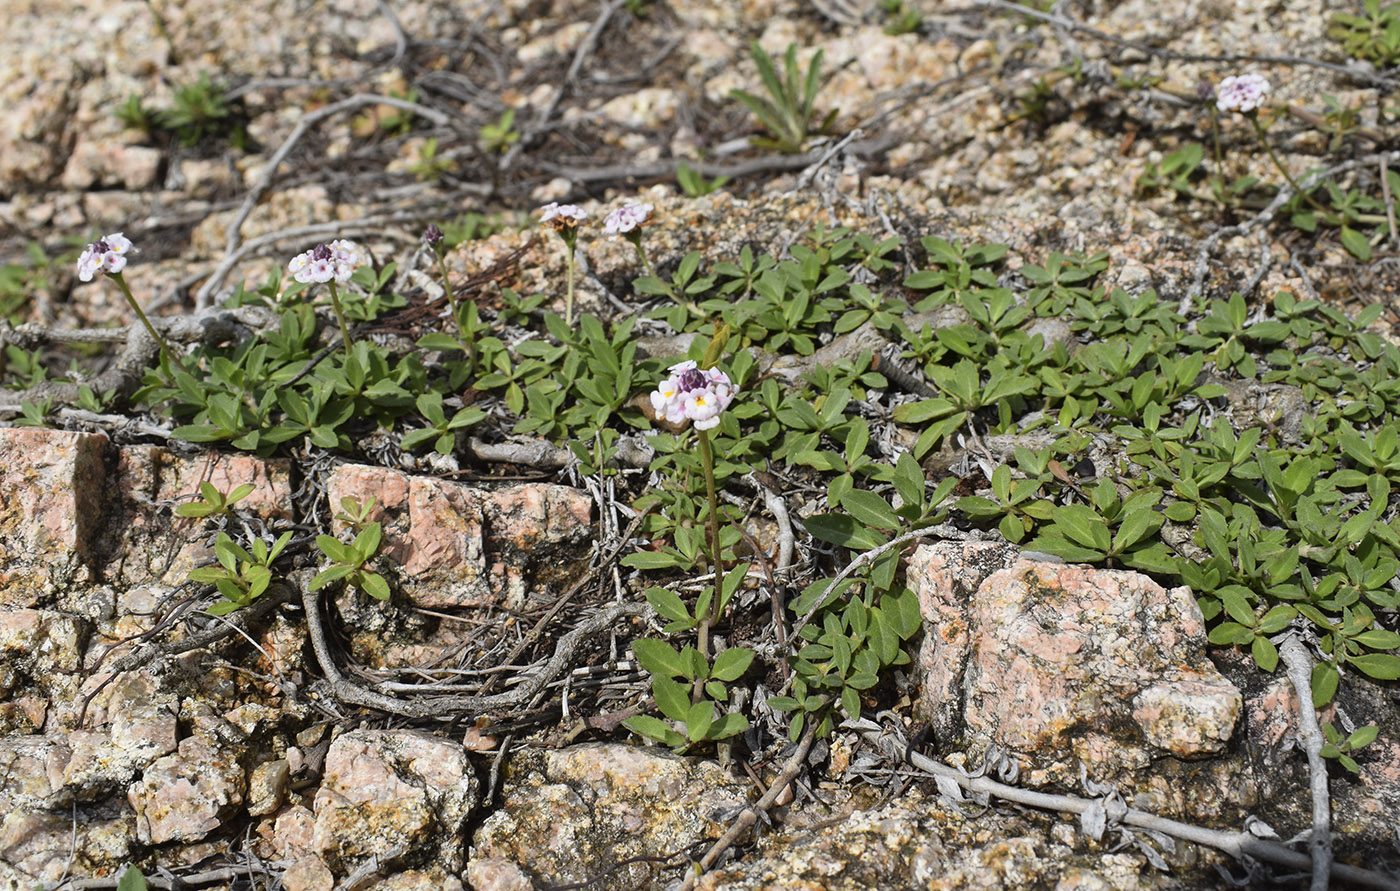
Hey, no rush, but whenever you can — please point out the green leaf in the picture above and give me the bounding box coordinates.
[652,675,691,722]
[1350,653,1400,680]
[1312,662,1340,707]
[804,514,886,550]
[1251,636,1279,672]
[309,563,355,590]
[686,700,714,742]
[621,551,681,570]
[711,646,755,682]
[353,523,382,559]
[1347,725,1379,749]
[623,715,685,747]
[707,713,749,741]
[645,587,691,623]
[632,639,687,679]
[840,489,901,531]
[117,866,149,891]
[359,571,391,600]
[1340,226,1372,261]
[1050,504,1111,552]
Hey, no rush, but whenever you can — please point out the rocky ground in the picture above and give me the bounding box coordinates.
[2,0,1400,889]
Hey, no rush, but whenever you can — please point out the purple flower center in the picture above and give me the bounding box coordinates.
[677,368,706,392]
[92,239,110,253]
[424,224,444,245]
[312,243,333,261]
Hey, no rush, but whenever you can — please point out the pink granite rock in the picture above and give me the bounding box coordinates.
[467,858,534,891]
[281,857,335,891]
[910,541,1022,742]
[62,671,177,798]
[471,743,751,888]
[312,729,477,872]
[0,806,136,884]
[128,733,247,844]
[910,547,1242,785]
[324,464,591,611]
[107,445,294,587]
[0,428,108,606]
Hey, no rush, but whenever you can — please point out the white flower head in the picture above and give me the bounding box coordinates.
[604,203,653,236]
[76,232,134,282]
[327,239,361,283]
[290,241,358,285]
[649,360,736,431]
[1216,74,1270,114]
[540,202,588,229]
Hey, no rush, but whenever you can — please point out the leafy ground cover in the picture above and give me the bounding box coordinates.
[2,0,1400,883]
[6,213,1398,762]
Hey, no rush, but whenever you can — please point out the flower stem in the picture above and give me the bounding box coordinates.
[434,250,461,335]
[564,247,577,326]
[326,281,354,358]
[109,272,174,358]
[1250,115,1331,217]
[694,427,724,701]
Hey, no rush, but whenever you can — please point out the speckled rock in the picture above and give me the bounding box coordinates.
[62,670,177,797]
[694,788,1189,891]
[324,464,591,613]
[312,728,478,872]
[910,545,1243,790]
[0,736,71,812]
[0,428,108,607]
[471,743,751,889]
[0,802,136,886]
[104,444,295,589]
[128,732,247,844]
[0,608,87,734]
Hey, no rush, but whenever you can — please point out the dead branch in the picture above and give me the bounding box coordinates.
[677,720,819,890]
[858,722,1396,890]
[301,574,648,718]
[1279,634,1332,891]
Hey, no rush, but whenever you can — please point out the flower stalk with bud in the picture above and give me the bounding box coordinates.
[77,233,175,358]
[289,240,362,357]
[606,202,699,317]
[1217,73,1329,217]
[423,224,463,331]
[648,336,737,697]
[540,203,587,325]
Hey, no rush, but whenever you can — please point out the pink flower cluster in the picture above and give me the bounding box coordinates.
[540,203,588,229]
[76,232,133,281]
[604,203,653,236]
[650,360,736,431]
[1216,74,1270,114]
[288,240,361,285]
